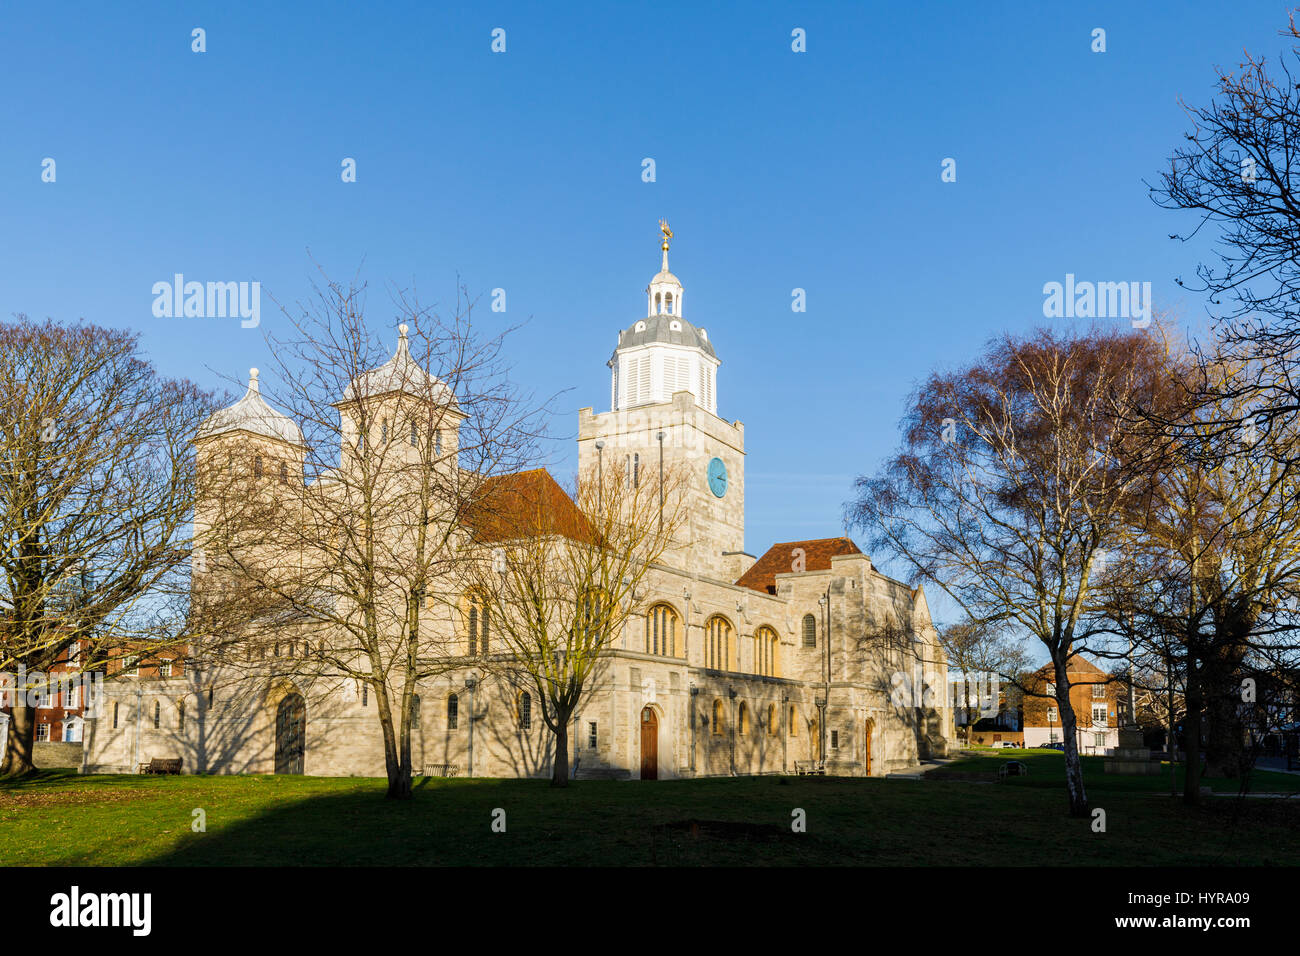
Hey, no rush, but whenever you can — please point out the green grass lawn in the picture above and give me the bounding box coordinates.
[2,767,1297,866]
[944,748,1300,794]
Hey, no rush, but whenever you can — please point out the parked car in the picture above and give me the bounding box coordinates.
[1040,742,1066,751]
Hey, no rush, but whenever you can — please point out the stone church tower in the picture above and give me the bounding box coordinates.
[578,223,749,581]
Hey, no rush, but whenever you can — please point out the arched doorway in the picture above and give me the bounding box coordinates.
[640,706,658,780]
[275,693,306,775]
[864,718,875,777]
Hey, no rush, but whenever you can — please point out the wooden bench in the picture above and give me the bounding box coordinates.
[793,761,825,776]
[421,763,460,778]
[138,758,182,775]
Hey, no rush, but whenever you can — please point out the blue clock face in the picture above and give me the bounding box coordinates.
[707,457,728,498]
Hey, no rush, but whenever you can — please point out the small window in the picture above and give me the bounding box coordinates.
[633,453,640,488]
[112,701,120,729]
[831,730,839,750]
[153,700,161,729]
[381,419,388,444]
[254,455,263,478]
[410,694,421,721]
[123,655,138,677]
[410,421,418,447]
[519,692,531,731]
[712,699,724,735]
[588,721,598,749]
[1046,682,1056,697]
[361,684,368,707]
[35,723,49,742]
[279,462,288,483]
[1092,683,1105,699]
[65,685,79,710]
[802,614,816,648]
[158,660,172,677]
[435,431,443,455]
[208,688,214,706]
[738,703,749,735]
[790,705,798,736]
[1047,707,1057,722]
[767,704,777,736]
[448,694,459,730]
[177,699,185,732]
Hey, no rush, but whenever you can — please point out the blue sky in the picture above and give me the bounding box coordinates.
[1,1,1286,603]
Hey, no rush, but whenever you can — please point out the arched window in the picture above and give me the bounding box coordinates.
[705,616,733,670]
[279,461,288,483]
[253,455,263,478]
[755,625,779,676]
[738,702,749,736]
[665,292,674,315]
[177,699,185,732]
[790,705,798,736]
[712,699,724,735]
[802,613,817,647]
[410,694,421,722]
[381,419,388,444]
[518,691,531,730]
[152,700,160,729]
[447,693,459,730]
[633,453,640,488]
[466,593,489,655]
[655,292,662,314]
[767,703,777,736]
[646,604,679,657]
[435,430,443,455]
[410,421,418,447]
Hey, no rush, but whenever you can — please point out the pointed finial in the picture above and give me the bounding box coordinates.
[399,323,409,339]
[249,368,260,393]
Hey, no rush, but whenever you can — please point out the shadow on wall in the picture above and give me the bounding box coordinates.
[84,668,350,775]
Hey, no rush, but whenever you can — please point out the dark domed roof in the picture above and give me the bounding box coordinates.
[612,314,716,359]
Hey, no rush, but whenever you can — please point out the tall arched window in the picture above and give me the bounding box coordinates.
[665,292,674,315]
[738,702,749,735]
[177,699,185,732]
[712,699,724,735]
[410,421,418,447]
[767,703,777,736]
[633,453,640,488]
[518,691,532,731]
[447,693,459,729]
[410,694,421,722]
[466,593,489,655]
[435,430,443,455]
[153,700,160,729]
[253,455,263,478]
[646,604,679,657]
[802,613,817,647]
[790,704,798,736]
[755,625,779,676]
[705,615,733,670]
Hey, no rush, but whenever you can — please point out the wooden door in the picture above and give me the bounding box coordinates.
[275,693,306,775]
[640,707,658,780]
[864,719,874,777]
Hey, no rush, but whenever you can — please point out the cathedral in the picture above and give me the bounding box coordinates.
[83,226,953,780]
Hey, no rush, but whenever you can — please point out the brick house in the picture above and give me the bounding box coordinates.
[1021,656,1120,754]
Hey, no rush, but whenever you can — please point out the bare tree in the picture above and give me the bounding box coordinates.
[462,459,687,787]
[846,325,1171,817]
[0,317,220,776]
[197,269,549,798]
[938,619,1031,744]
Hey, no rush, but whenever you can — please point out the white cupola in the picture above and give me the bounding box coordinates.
[609,222,720,414]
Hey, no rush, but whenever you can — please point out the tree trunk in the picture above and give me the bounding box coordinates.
[1054,658,1089,817]
[1,706,37,777]
[1183,651,1203,806]
[375,690,411,800]
[550,706,572,789]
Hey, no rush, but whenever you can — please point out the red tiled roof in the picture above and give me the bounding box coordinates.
[735,537,863,594]
[462,468,594,544]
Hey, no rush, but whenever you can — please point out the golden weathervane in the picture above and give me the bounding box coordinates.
[659,219,673,250]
